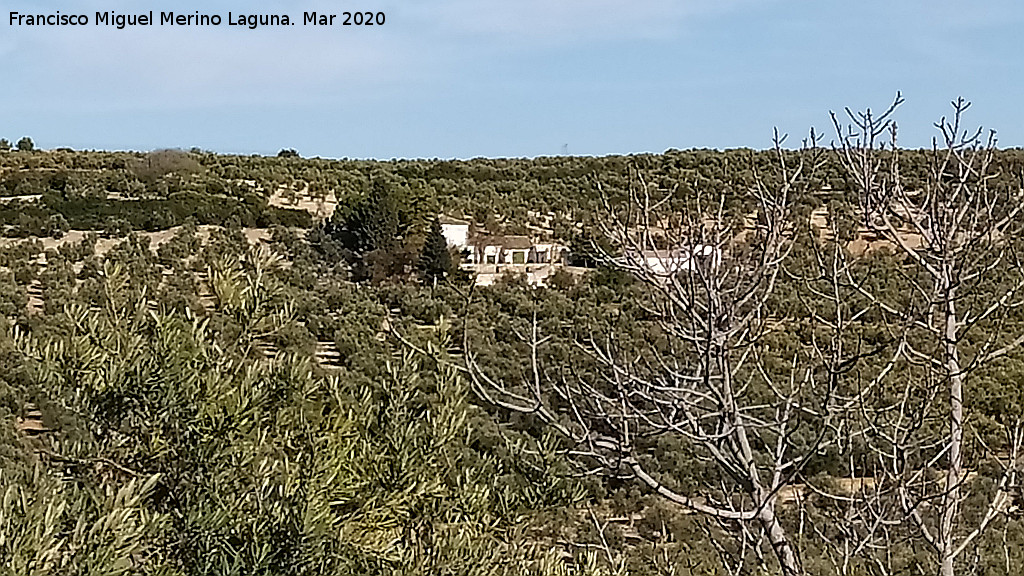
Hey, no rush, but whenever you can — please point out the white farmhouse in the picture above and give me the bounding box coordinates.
[439,216,470,249]
[629,245,722,276]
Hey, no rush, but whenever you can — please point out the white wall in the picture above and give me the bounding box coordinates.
[441,223,469,248]
[639,245,722,275]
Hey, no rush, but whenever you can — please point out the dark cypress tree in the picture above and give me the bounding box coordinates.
[418,218,453,286]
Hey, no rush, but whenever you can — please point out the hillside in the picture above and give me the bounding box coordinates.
[3,145,1024,575]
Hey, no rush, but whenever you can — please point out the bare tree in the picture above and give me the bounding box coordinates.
[831,95,1024,576]
[460,134,840,576]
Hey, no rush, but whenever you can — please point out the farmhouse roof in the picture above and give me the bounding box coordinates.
[502,236,533,250]
[439,215,471,225]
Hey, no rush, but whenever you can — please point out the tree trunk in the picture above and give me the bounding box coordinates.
[759,504,802,576]
[939,280,963,576]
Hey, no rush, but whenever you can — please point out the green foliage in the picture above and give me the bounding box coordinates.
[0,243,599,576]
[3,146,1024,574]
[47,192,311,232]
[313,178,427,283]
[130,149,202,183]
[15,137,33,152]
[417,218,453,285]
[331,179,407,256]
[0,470,166,576]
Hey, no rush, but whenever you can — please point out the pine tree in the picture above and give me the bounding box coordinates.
[418,218,453,286]
[332,180,402,256]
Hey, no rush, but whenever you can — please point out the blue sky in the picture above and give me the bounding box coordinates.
[1,0,1021,158]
